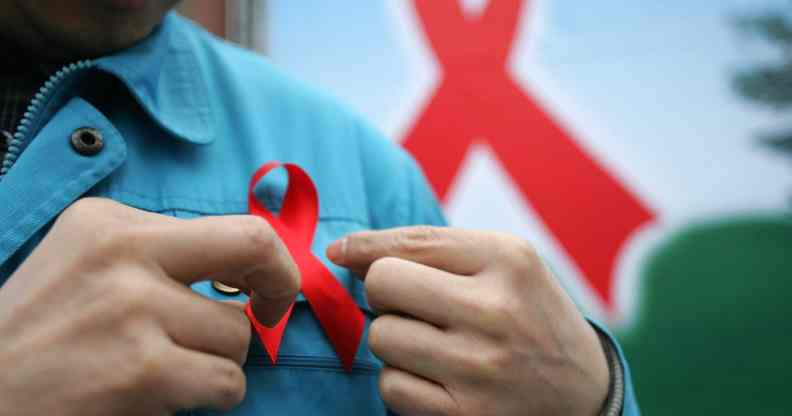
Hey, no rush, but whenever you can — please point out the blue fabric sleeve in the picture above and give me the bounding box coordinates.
[403,155,447,228]
[350,118,446,230]
[590,319,641,415]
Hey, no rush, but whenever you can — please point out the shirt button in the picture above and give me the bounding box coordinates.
[212,281,242,295]
[70,127,104,156]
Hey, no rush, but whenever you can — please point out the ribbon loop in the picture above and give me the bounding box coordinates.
[244,162,364,372]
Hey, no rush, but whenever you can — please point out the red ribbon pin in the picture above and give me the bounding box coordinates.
[244,162,365,372]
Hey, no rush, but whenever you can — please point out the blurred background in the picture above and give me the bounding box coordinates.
[181,1,792,414]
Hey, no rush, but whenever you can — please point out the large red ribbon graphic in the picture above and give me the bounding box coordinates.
[403,0,655,313]
[243,162,365,372]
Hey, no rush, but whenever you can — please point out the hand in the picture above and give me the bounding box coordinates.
[327,226,609,416]
[0,198,300,416]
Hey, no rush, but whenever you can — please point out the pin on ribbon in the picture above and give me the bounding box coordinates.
[244,162,365,372]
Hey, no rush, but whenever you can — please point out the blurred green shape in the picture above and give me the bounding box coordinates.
[619,216,792,415]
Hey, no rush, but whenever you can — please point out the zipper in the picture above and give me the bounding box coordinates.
[0,60,96,178]
[245,353,380,374]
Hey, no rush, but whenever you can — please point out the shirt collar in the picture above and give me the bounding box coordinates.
[94,12,215,145]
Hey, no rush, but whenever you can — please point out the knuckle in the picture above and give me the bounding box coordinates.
[281,263,301,298]
[379,367,456,416]
[457,289,492,319]
[138,344,166,381]
[56,199,138,262]
[125,337,169,390]
[211,361,246,409]
[237,216,277,254]
[465,401,492,416]
[91,227,139,259]
[437,403,457,416]
[365,257,397,310]
[368,256,394,277]
[403,226,440,244]
[249,262,301,303]
[367,316,391,355]
[428,401,456,416]
[58,197,104,225]
[228,310,252,363]
[113,275,156,308]
[81,273,156,329]
[378,369,404,406]
[98,276,160,323]
[491,235,546,289]
[500,233,534,257]
[484,293,516,323]
[454,345,500,382]
[473,347,512,380]
[460,287,519,337]
[57,198,131,233]
[398,226,441,255]
[498,235,540,267]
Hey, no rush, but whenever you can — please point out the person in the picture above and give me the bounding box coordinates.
[0,1,638,415]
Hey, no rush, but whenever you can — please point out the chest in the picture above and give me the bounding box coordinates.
[0,94,391,415]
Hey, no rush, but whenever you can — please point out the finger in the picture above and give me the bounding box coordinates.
[365,257,471,327]
[154,281,251,365]
[155,345,246,412]
[137,215,301,325]
[61,200,299,327]
[369,314,459,384]
[327,226,490,275]
[212,264,297,328]
[379,366,458,416]
[142,215,297,286]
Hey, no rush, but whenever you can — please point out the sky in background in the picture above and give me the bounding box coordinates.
[266,0,792,320]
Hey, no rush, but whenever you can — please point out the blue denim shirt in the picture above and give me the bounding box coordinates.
[0,13,638,416]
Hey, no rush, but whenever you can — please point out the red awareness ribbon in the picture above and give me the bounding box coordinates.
[403,0,655,313]
[243,162,365,372]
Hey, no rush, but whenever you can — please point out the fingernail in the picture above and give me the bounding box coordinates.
[326,237,347,263]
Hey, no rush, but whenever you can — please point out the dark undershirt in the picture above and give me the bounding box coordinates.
[0,40,63,162]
